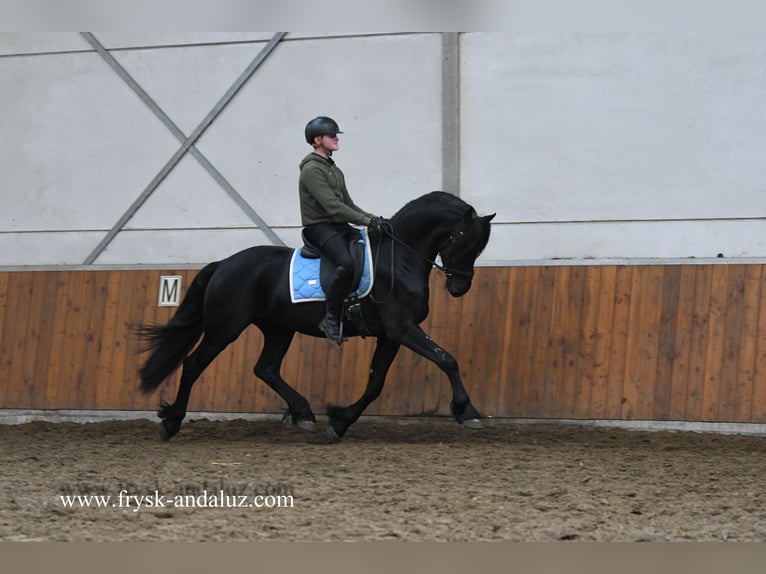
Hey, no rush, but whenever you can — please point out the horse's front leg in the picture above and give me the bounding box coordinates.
[396,323,482,428]
[326,337,401,442]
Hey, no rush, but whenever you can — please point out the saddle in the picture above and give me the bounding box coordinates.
[289,227,374,304]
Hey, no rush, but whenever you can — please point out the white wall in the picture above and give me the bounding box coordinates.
[1,33,765,266]
[461,33,766,261]
[0,32,442,265]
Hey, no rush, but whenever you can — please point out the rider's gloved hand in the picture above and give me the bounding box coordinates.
[368,216,391,233]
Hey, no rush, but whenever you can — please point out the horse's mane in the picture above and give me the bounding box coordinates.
[391,191,492,261]
[391,191,473,224]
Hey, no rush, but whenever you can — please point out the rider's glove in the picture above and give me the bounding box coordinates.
[368,216,390,233]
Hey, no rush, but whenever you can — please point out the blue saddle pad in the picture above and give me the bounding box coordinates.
[289,227,374,304]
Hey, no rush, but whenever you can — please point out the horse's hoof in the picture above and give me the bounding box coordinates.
[462,418,483,430]
[297,420,317,433]
[282,411,316,433]
[159,418,180,441]
[326,425,340,443]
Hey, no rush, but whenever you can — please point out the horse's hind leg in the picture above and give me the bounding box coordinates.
[254,322,316,432]
[158,334,235,440]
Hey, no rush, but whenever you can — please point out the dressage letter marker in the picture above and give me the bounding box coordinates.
[158,276,182,307]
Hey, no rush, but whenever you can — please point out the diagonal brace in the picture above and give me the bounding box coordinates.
[82,32,286,265]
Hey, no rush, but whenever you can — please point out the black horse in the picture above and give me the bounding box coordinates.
[138,191,495,441]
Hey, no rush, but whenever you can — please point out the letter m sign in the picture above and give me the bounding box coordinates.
[158,276,182,307]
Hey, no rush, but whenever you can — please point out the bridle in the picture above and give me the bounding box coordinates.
[370,222,475,303]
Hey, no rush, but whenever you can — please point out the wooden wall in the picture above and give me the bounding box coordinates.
[1,264,765,423]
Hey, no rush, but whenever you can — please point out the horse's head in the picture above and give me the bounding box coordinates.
[439,209,495,297]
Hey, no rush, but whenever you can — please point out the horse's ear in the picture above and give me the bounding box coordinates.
[483,213,496,223]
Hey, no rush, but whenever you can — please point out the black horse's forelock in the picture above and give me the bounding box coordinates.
[439,216,491,272]
[408,192,491,257]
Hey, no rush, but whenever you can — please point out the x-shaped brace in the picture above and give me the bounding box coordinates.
[81,32,287,265]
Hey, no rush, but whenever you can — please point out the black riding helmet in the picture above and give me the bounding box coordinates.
[305,116,343,144]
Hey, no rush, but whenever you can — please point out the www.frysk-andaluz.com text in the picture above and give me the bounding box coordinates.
[58,480,294,511]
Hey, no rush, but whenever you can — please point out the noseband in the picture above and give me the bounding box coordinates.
[436,230,476,280]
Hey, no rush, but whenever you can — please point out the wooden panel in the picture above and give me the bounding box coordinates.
[94,271,125,409]
[636,266,664,420]
[654,265,681,420]
[29,273,62,408]
[685,265,713,420]
[735,265,763,420]
[530,266,556,417]
[516,266,542,416]
[498,264,526,417]
[43,271,70,409]
[122,271,153,409]
[544,266,568,417]
[702,265,729,420]
[2,264,766,424]
[668,266,697,419]
[573,266,602,419]
[589,265,617,419]
[607,265,632,419]
[752,268,766,420]
[718,265,747,421]
[0,272,30,408]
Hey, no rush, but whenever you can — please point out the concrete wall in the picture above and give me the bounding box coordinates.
[462,33,766,262]
[0,32,441,265]
[1,32,765,266]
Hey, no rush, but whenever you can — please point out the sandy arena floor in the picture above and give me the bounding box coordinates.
[2,416,765,542]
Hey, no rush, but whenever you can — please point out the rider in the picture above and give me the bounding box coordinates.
[299,116,387,345]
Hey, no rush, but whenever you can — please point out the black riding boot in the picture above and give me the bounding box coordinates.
[318,302,344,345]
[319,267,350,345]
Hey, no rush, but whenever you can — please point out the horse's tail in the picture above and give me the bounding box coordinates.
[137,261,219,395]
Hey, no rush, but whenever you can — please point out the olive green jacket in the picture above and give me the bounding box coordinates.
[298,153,374,227]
